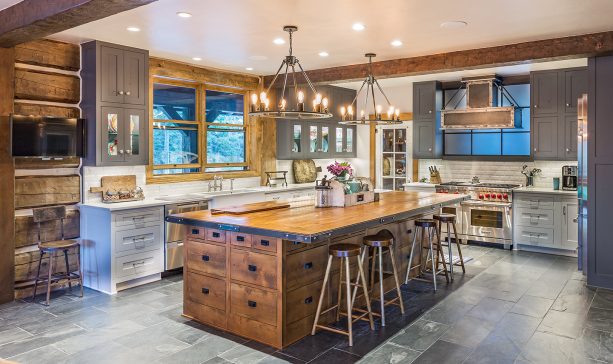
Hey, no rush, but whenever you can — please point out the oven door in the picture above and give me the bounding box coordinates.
[461,201,512,241]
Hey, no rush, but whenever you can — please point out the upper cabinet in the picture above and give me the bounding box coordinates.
[412,81,443,159]
[81,41,149,166]
[530,67,587,161]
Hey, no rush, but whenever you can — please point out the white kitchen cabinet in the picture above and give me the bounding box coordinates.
[80,205,164,294]
[265,188,315,202]
[561,200,579,250]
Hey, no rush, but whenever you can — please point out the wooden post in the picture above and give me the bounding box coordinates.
[0,47,15,303]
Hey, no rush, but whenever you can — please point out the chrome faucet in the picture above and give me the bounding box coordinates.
[208,175,224,191]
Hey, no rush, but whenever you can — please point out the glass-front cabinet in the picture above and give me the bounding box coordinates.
[101,107,146,164]
[306,124,330,158]
[377,125,410,191]
[276,121,356,159]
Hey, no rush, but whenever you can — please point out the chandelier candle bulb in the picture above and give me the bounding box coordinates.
[297,90,305,111]
[340,106,346,121]
[376,104,382,120]
[322,97,329,112]
[348,105,354,117]
[250,93,258,112]
[395,108,400,120]
[280,98,286,111]
[264,98,270,111]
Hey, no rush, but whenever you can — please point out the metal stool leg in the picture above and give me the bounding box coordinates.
[32,251,44,302]
[344,257,353,346]
[377,246,385,326]
[336,256,343,322]
[312,255,333,335]
[370,246,377,291]
[447,221,454,279]
[433,226,450,284]
[388,244,405,314]
[77,245,84,297]
[355,251,375,330]
[405,227,419,284]
[427,227,437,292]
[453,222,466,273]
[64,249,72,290]
[45,253,54,306]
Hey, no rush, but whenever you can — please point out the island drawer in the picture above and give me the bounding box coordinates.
[184,300,226,330]
[206,228,227,243]
[230,232,252,247]
[114,250,162,280]
[230,282,277,326]
[252,235,279,254]
[113,208,163,229]
[228,313,279,348]
[186,240,226,277]
[186,271,226,311]
[114,226,161,256]
[514,226,555,246]
[285,240,307,253]
[230,250,278,289]
[286,244,328,290]
[187,226,206,240]
[515,207,555,228]
[286,279,325,324]
[514,194,554,210]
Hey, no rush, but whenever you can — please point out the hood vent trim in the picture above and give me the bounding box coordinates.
[441,76,522,130]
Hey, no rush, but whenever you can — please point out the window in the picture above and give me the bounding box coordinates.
[151,79,250,178]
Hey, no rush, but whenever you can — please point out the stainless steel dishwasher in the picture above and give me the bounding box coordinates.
[164,200,209,270]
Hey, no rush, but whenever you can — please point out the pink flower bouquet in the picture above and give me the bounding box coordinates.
[327,161,353,179]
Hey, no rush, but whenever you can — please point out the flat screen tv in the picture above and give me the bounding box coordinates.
[11,115,86,157]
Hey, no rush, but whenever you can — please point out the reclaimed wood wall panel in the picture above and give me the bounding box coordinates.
[15,39,80,71]
[14,250,78,283]
[14,102,80,118]
[14,68,80,103]
[15,175,80,209]
[14,156,80,169]
[0,47,15,304]
[15,210,80,249]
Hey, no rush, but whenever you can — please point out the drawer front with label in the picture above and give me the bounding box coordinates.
[187,271,226,311]
[515,207,555,228]
[115,226,161,255]
[286,244,328,290]
[114,250,162,279]
[113,208,163,229]
[186,240,226,277]
[514,226,555,246]
[230,250,277,289]
[230,282,277,326]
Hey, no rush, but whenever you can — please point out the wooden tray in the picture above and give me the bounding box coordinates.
[211,201,290,215]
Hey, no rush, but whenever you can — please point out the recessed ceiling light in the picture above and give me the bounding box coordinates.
[273,38,285,45]
[192,57,202,61]
[391,40,403,47]
[126,26,140,32]
[440,21,468,29]
[245,67,254,71]
[352,23,365,31]
[176,12,192,18]
[318,51,329,57]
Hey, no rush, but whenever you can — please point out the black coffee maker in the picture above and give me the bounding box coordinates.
[562,165,577,191]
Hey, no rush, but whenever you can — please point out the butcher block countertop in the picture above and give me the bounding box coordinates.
[166,191,468,242]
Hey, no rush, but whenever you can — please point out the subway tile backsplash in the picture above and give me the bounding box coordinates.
[418,159,577,188]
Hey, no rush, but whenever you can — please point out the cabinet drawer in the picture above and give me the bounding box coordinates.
[114,250,161,280]
[184,300,226,330]
[186,271,226,311]
[230,232,252,247]
[113,208,162,229]
[514,226,555,246]
[286,240,307,253]
[230,250,277,289]
[515,207,555,228]
[286,279,325,324]
[514,195,554,210]
[115,226,161,255]
[185,240,226,277]
[230,282,277,326]
[252,235,279,253]
[286,244,328,290]
[187,226,206,240]
[206,228,226,243]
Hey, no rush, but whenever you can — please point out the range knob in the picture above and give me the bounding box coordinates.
[497,194,502,200]
[479,194,484,199]
[484,193,491,199]
[503,194,509,200]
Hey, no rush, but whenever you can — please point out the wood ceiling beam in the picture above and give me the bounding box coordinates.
[264,31,613,85]
[0,0,158,48]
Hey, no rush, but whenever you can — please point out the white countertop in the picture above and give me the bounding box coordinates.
[79,198,170,211]
[514,186,577,196]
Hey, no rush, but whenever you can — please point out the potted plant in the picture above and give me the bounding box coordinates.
[327,161,353,182]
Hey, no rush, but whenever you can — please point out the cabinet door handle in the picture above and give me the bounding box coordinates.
[126,91,131,96]
[566,148,570,153]
[304,262,313,270]
[304,296,313,304]
[119,149,124,154]
[428,110,432,114]
[534,104,538,108]
[247,300,257,308]
[566,103,570,107]
[428,148,432,152]
[260,240,270,246]
[248,264,257,272]
[125,149,132,155]
[534,148,537,152]
[118,90,124,95]
[202,288,209,294]
[202,255,210,262]
[563,206,566,216]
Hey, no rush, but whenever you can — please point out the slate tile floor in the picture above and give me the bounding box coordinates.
[0,245,611,364]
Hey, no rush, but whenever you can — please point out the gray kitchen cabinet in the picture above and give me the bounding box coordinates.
[81,40,149,166]
[276,120,305,159]
[530,67,586,161]
[333,124,356,158]
[305,123,332,159]
[533,115,559,159]
[412,81,442,159]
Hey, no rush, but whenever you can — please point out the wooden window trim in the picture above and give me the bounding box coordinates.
[147,77,258,184]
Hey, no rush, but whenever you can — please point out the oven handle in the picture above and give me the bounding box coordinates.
[461,200,512,208]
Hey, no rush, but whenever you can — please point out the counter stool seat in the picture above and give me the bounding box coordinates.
[415,219,437,228]
[40,239,79,251]
[363,234,393,248]
[433,214,456,223]
[330,243,361,257]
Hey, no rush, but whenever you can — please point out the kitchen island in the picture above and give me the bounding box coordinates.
[166,191,467,348]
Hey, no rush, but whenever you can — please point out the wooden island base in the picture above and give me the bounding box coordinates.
[172,192,467,348]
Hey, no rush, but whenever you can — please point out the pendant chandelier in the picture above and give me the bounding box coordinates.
[339,53,404,125]
[249,26,332,120]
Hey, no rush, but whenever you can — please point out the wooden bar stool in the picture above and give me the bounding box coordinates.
[312,243,374,346]
[31,206,83,306]
[404,218,449,291]
[359,230,404,327]
[434,213,466,280]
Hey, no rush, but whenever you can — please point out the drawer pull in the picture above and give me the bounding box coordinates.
[191,229,200,235]
[236,235,245,242]
[304,296,313,304]
[247,300,257,308]
[407,229,412,234]
[212,232,220,238]
[304,262,313,270]
[202,288,209,294]
[202,255,210,262]
[292,241,301,246]
[248,264,257,272]
[260,240,270,246]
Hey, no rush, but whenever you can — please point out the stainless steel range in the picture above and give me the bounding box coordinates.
[436,181,521,249]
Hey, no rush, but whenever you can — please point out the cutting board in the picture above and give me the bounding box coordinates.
[211,200,290,215]
[89,175,137,194]
[293,159,317,183]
